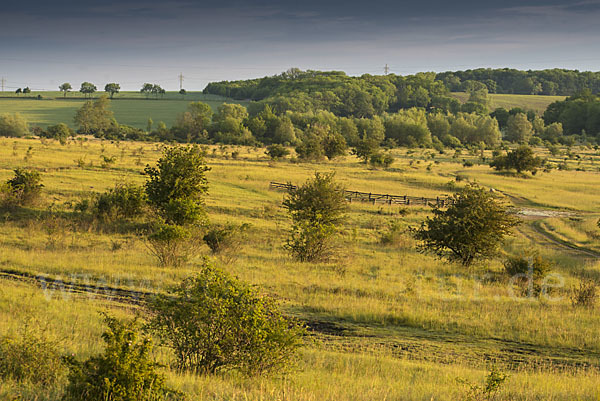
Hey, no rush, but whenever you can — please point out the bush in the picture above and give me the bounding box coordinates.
[148,261,304,375]
[1,168,43,207]
[0,324,67,386]
[283,172,347,262]
[147,223,199,267]
[145,146,210,226]
[412,184,520,266]
[489,146,542,174]
[0,113,29,137]
[265,144,290,160]
[503,254,552,280]
[458,366,508,401]
[203,223,249,263]
[43,122,73,144]
[369,152,395,168]
[64,315,177,401]
[570,280,598,308]
[94,183,146,222]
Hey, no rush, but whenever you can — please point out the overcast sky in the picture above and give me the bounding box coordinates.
[1,0,599,91]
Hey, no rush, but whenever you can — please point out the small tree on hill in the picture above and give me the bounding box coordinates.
[412,184,520,266]
[490,146,542,174]
[73,95,114,135]
[79,82,97,98]
[283,172,347,262]
[144,146,211,267]
[144,146,210,226]
[59,83,72,98]
[352,137,379,163]
[141,83,154,98]
[104,83,120,99]
[322,132,348,160]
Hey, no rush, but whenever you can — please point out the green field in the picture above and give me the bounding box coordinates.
[0,92,248,129]
[1,137,600,400]
[451,92,566,114]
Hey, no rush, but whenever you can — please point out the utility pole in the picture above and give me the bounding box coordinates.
[384,64,390,75]
[178,73,184,90]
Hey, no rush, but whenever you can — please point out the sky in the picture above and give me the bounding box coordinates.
[1,0,599,91]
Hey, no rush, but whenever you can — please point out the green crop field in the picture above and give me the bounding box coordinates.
[451,92,566,114]
[0,92,248,129]
[1,137,600,400]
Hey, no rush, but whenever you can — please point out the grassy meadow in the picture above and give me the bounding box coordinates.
[0,92,248,129]
[1,136,600,399]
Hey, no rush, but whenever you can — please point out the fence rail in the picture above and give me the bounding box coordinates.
[269,182,454,207]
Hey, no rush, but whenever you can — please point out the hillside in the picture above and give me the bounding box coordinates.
[450,92,565,114]
[1,138,600,399]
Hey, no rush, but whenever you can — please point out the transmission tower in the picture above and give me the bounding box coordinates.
[178,73,184,90]
[384,64,390,75]
[1,77,5,92]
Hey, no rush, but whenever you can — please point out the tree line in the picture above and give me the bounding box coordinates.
[436,68,600,96]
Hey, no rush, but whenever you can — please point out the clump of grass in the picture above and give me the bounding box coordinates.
[570,280,598,308]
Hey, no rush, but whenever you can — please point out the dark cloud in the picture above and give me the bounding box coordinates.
[0,0,599,90]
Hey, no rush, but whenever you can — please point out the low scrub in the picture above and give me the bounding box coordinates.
[64,314,178,401]
[0,324,67,386]
[93,182,146,222]
[0,168,43,207]
[148,261,305,375]
[203,222,249,263]
[147,223,201,267]
[570,280,598,308]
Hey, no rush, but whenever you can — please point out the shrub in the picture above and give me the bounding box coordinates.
[0,113,29,137]
[43,122,73,144]
[145,146,210,226]
[265,144,290,160]
[1,168,43,207]
[64,315,177,401]
[0,324,67,386]
[489,146,542,174]
[203,223,249,263]
[147,223,199,267]
[570,280,598,308]
[283,172,347,262]
[94,183,146,222]
[149,262,304,375]
[503,254,552,280]
[412,184,520,266]
[458,366,508,401]
[369,152,395,168]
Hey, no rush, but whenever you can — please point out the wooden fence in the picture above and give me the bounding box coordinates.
[269,182,454,207]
